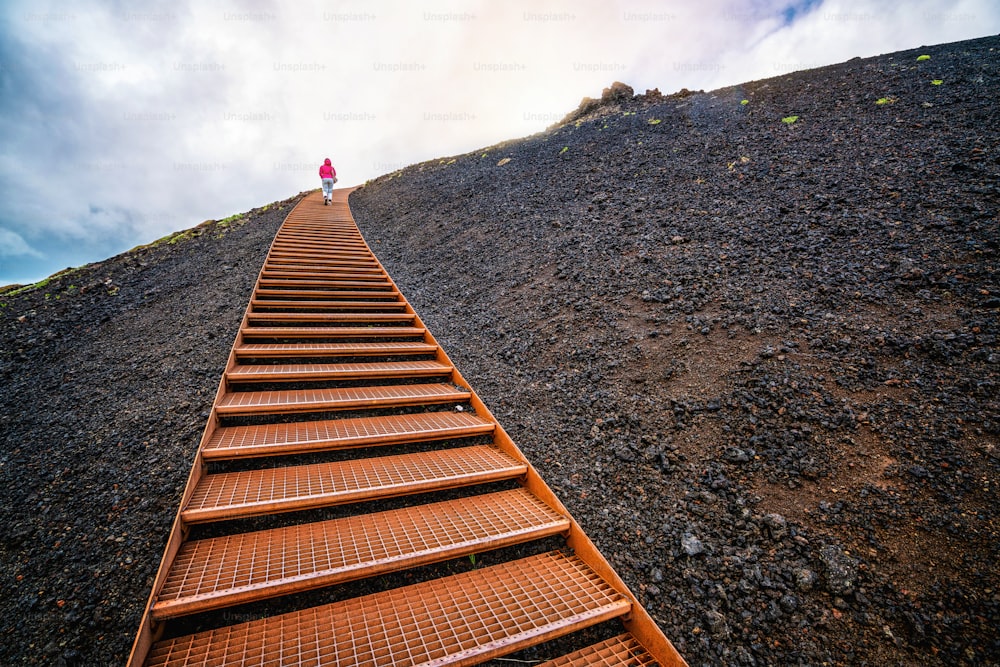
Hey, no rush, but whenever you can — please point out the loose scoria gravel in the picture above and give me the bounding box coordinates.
[1,35,998,667]
[350,35,999,666]
[0,196,301,665]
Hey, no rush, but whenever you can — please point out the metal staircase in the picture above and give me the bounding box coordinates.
[128,188,686,666]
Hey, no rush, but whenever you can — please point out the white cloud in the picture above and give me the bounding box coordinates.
[0,228,43,258]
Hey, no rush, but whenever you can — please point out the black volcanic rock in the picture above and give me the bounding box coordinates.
[559,80,640,126]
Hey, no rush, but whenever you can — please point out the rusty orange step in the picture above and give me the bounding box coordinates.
[258,279,393,289]
[239,326,426,339]
[264,260,385,276]
[262,265,383,275]
[265,259,377,269]
[216,386,467,417]
[269,242,368,249]
[245,312,415,324]
[259,271,387,282]
[264,263,381,273]
[146,551,630,666]
[266,258,377,266]
[254,289,399,299]
[272,233,364,240]
[182,445,525,523]
[538,633,657,666]
[204,409,490,460]
[266,251,374,259]
[264,258,381,270]
[234,341,437,359]
[272,235,366,243]
[267,249,374,257]
[154,489,568,619]
[255,288,400,303]
[226,360,451,383]
[267,256,377,265]
[268,247,369,257]
[267,247,371,256]
[250,300,406,310]
[258,274,387,284]
[271,242,360,248]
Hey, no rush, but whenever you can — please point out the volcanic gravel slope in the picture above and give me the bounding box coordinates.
[0,196,301,665]
[0,36,996,667]
[349,36,999,666]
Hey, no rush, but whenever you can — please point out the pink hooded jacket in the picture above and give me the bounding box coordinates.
[319,158,336,179]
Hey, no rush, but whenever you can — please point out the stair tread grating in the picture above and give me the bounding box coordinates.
[183,445,525,523]
[147,551,630,666]
[246,312,415,321]
[260,271,385,279]
[204,409,490,459]
[240,326,426,338]
[250,300,406,309]
[257,280,394,288]
[155,488,568,617]
[254,289,399,297]
[215,384,468,414]
[235,342,437,356]
[227,360,452,381]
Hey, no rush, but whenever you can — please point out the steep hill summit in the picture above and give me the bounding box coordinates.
[1,35,998,666]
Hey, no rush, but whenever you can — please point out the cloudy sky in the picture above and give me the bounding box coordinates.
[1,0,996,285]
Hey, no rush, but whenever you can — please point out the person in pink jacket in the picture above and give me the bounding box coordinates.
[319,158,337,205]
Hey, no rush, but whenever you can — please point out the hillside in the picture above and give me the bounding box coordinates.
[350,35,999,666]
[1,35,998,666]
[0,198,302,664]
